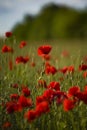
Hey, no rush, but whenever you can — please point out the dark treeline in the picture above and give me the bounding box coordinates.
[12,3,87,40]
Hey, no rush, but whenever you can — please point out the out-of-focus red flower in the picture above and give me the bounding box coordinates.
[16,56,29,64]
[38,79,47,88]
[61,50,69,57]
[22,87,30,97]
[38,45,52,56]
[24,110,37,122]
[18,95,32,108]
[43,89,56,103]
[31,62,36,67]
[19,41,27,48]
[68,66,74,73]
[10,94,19,101]
[5,32,12,37]
[2,45,13,53]
[63,99,75,111]
[59,66,68,74]
[36,101,50,116]
[48,81,60,91]
[6,101,22,114]
[68,86,80,97]
[79,64,87,71]
[83,71,87,78]
[2,122,11,129]
[36,95,45,106]
[45,65,57,75]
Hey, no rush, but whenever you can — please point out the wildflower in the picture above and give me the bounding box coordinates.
[16,56,29,64]
[19,41,27,48]
[79,64,87,71]
[22,87,30,97]
[6,101,22,114]
[5,32,12,37]
[48,81,60,91]
[10,94,19,101]
[2,45,13,53]
[18,95,32,108]
[36,101,50,116]
[43,89,56,103]
[68,86,80,97]
[24,110,37,122]
[45,65,57,75]
[59,66,68,74]
[36,95,45,106]
[38,45,52,56]
[68,65,74,73]
[63,99,75,111]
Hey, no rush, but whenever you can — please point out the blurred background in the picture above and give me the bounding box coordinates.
[0,0,87,41]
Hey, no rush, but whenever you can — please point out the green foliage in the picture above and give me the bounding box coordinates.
[12,4,87,40]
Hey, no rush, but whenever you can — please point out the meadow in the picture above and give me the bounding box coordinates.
[0,33,87,130]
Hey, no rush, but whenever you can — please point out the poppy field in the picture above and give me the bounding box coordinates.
[0,32,87,130]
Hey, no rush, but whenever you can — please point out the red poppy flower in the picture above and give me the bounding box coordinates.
[45,65,57,75]
[38,45,52,56]
[6,101,22,114]
[2,45,13,53]
[5,32,12,37]
[36,101,50,116]
[43,89,56,103]
[10,94,19,101]
[22,87,30,97]
[63,99,75,111]
[48,81,60,91]
[16,56,29,64]
[79,64,87,71]
[18,95,32,108]
[68,86,80,97]
[59,66,68,74]
[19,41,27,48]
[68,66,74,73]
[36,95,45,106]
[24,110,37,122]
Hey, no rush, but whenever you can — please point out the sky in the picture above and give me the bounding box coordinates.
[0,0,87,36]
